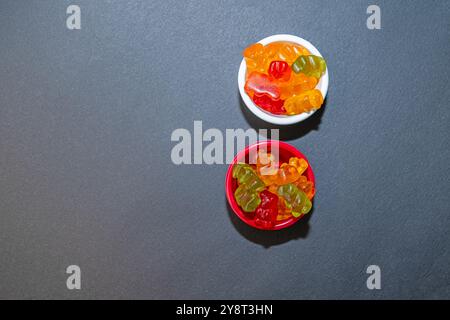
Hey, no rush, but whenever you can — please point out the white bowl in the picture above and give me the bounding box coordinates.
[238,34,329,125]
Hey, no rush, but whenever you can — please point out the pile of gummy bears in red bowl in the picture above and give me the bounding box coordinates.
[225,141,315,231]
[243,41,327,116]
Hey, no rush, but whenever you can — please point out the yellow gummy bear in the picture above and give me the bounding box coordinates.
[284,89,324,115]
[288,157,308,175]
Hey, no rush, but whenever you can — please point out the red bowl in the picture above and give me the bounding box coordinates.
[225,140,315,231]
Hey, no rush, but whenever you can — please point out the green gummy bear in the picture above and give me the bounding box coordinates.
[232,163,265,212]
[291,55,327,78]
[277,183,312,217]
[232,163,265,192]
[234,184,261,212]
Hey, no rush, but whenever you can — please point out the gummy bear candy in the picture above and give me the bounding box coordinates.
[267,184,279,194]
[277,73,318,100]
[255,190,279,228]
[243,42,312,77]
[268,61,291,81]
[291,55,327,79]
[243,43,269,75]
[293,175,307,187]
[252,94,285,115]
[234,184,261,213]
[277,197,292,221]
[277,183,312,217]
[283,89,324,115]
[264,42,311,65]
[242,42,327,116]
[288,157,308,175]
[232,163,265,212]
[294,176,316,200]
[244,72,280,100]
[255,149,276,169]
[257,153,301,188]
[255,150,279,186]
[273,163,301,186]
[232,163,265,192]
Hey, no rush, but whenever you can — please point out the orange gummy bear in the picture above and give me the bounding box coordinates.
[243,43,269,75]
[294,176,316,200]
[277,197,292,221]
[243,42,311,78]
[256,150,279,186]
[288,157,308,175]
[277,73,318,100]
[256,152,305,190]
[261,163,300,188]
[265,42,311,65]
[273,163,301,185]
[284,89,324,115]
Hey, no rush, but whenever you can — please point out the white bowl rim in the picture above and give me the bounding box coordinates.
[238,34,329,125]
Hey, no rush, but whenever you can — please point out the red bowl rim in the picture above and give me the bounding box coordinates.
[225,140,315,231]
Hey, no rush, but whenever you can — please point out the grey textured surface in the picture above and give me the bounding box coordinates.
[0,0,449,299]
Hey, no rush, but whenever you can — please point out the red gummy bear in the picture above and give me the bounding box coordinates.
[268,60,291,81]
[244,72,280,100]
[255,190,279,228]
[252,94,285,115]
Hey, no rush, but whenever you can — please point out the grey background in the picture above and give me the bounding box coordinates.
[0,0,449,299]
